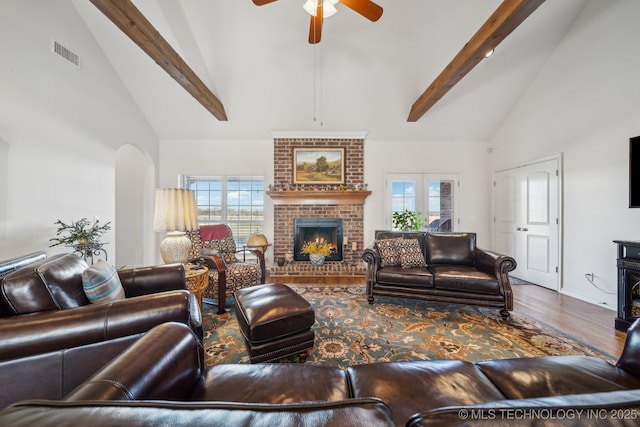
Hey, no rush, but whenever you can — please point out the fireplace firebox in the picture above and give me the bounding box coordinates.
[294,218,343,262]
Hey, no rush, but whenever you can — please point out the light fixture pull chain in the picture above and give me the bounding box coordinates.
[313,41,317,123]
[312,36,323,126]
[319,41,323,127]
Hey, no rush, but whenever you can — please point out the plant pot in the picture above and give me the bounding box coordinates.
[309,253,326,266]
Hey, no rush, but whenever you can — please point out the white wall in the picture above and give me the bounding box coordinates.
[0,1,158,261]
[490,0,640,308]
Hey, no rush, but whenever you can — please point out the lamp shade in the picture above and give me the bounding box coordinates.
[153,188,198,264]
[153,188,199,232]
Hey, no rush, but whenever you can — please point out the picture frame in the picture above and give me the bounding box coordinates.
[293,147,345,184]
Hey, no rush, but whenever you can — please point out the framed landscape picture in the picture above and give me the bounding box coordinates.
[293,147,345,184]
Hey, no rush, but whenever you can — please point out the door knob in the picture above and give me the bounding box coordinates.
[516,227,522,231]
[522,228,528,232]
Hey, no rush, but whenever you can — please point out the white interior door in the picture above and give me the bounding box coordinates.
[494,158,561,290]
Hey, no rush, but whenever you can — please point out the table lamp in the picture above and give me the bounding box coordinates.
[153,188,199,264]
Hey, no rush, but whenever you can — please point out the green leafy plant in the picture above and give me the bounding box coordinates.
[392,210,424,231]
[300,240,333,257]
[49,218,111,247]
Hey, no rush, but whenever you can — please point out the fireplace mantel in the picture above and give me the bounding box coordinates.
[267,190,371,205]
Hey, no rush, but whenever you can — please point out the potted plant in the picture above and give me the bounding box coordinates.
[49,218,111,247]
[392,210,424,231]
[300,239,333,266]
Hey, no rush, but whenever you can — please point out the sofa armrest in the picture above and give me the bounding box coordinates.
[474,248,516,283]
[0,399,395,427]
[0,290,200,361]
[118,263,186,298]
[362,244,381,294]
[65,322,204,402]
[616,318,640,377]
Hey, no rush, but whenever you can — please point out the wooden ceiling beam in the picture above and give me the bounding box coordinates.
[90,0,228,121]
[407,0,545,122]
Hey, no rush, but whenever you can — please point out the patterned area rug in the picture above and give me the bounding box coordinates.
[201,285,615,368]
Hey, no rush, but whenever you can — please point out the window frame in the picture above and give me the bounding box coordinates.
[385,173,459,232]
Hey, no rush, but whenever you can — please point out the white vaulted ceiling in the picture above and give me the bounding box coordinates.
[72,0,589,140]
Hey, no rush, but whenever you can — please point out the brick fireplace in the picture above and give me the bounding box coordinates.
[268,134,369,283]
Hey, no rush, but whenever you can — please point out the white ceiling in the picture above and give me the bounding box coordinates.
[72,0,588,141]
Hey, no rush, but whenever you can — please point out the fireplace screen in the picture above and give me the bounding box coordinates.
[294,218,343,262]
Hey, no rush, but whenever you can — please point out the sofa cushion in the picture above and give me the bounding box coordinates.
[375,238,402,267]
[430,265,500,294]
[477,355,640,399]
[193,364,351,403]
[377,266,434,287]
[81,260,125,304]
[348,360,505,427]
[426,232,475,266]
[396,238,427,268]
[1,254,89,314]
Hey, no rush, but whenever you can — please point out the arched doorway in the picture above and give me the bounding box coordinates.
[115,144,156,266]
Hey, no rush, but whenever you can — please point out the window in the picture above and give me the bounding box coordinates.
[391,180,417,213]
[386,173,459,232]
[181,175,264,246]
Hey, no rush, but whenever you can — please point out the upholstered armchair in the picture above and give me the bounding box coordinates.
[187,224,266,314]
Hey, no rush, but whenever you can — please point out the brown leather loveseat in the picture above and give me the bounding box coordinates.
[0,251,202,410]
[363,231,517,318]
[2,319,640,426]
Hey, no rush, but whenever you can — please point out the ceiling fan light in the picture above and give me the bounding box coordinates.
[303,0,317,16]
[323,2,338,18]
[303,0,338,18]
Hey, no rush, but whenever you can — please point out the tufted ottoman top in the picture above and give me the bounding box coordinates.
[234,284,315,343]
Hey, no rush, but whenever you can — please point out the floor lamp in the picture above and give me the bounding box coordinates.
[153,188,199,264]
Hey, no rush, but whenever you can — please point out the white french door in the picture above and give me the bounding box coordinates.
[493,157,561,290]
[386,173,459,231]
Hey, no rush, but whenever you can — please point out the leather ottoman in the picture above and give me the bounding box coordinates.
[234,284,315,363]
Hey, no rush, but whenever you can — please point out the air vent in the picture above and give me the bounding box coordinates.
[52,40,81,68]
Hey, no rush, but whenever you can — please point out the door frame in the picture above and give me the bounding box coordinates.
[492,154,563,290]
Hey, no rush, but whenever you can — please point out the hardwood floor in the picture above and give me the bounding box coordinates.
[512,283,627,358]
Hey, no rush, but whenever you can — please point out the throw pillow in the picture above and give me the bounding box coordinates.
[396,238,427,269]
[375,238,402,267]
[81,260,125,304]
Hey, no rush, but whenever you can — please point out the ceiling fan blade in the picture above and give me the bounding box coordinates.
[308,2,323,44]
[340,0,383,22]
[252,0,278,5]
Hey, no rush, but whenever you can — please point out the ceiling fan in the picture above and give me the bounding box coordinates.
[252,0,383,44]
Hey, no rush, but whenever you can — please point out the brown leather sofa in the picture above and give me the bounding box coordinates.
[363,231,517,318]
[2,320,640,426]
[0,252,202,410]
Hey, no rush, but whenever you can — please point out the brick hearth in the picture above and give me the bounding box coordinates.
[269,135,368,282]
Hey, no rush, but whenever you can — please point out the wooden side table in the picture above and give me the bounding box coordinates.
[185,264,209,313]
